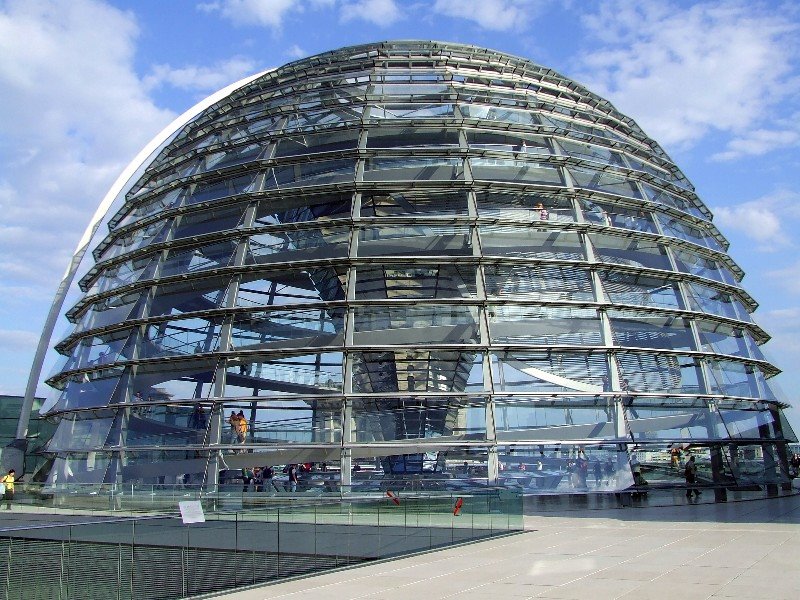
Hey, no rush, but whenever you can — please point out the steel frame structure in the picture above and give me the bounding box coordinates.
[40,41,793,493]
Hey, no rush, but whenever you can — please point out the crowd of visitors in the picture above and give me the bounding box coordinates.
[229,463,315,493]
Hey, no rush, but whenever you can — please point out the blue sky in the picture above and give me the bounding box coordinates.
[1,0,799,431]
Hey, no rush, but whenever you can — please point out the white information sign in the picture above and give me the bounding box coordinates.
[179,500,206,524]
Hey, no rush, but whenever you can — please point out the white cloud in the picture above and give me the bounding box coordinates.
[432,0,537,31]
[0,0,174,317]
[576,1,800,150]
[144,56,260,92]
[197,0,301,29]
[340,0,402,26]
[200,0,403,30]
[0,329,39,353]
[767,262,800,296]
[285,44,307,59]
[756,308,800,408]
[711,112,800,161]
[713,190,800,252]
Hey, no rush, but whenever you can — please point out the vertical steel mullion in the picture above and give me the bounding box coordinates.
[472,189,497,482]
[340,193,359,489]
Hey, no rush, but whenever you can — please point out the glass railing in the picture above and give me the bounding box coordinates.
[0,487,522,599]
[8,481,521,516]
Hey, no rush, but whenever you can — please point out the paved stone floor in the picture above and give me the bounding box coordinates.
[214,492,800,600]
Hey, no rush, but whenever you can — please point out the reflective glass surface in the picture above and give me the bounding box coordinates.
[47,41,787,491]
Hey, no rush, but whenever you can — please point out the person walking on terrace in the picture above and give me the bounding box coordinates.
[2,469,20,510]
[288,464,299,492]
[235,410,248,445]
[684,455,701,498]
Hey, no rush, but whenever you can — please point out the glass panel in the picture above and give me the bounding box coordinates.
[494,397,618,442]
[123,404,208,447]
[160,240,237,277]
[608,309,696,351]
[110,449,208,485]
[491,352,608,393]
[244,227,349,265]
[480,227,584,260]
[99,218,171,261]
[74,290,146,334]
[254,192,351,225]
[642,183,704,218]
[540,113,629,144]
[140,316,224,359]
[114,187,185,230]
[706,360,768,398]
[148,277,230,318]
[172,203,248,240]
[363,157,463,182]
[466,131,551,155]
[697,320,750,358]
[231,114,282,139]
[616,353,704,394]
[49,454,110,485]
[359,225,472,257]
[372,82,451,97]
[476,192,576,223]
[569,167,641,199]
[625,399,727,442]
[718,405,777,439]
[48,367,126,411]
[459,104,539,125]
[470,158,563,185]
[205,141,265,169]
[235,267,347,307]
[485,264,594,302]
[60,328,137,370]
[230,308,345,348]
[590,233,671,270]
[579,199,656,232]
[685,282,751,322]
[353,304,480,345]
[186,173,259,205]
[352,397,486,442]
[85,254,157,296]
[239,399,342,445]
[355,264,478,299]
[283,106,363,131]
[46,417,114,452]
[368,103,456,120]
[673,248,737,285]
[742,331,767,362]
[497,444,633,493]
[273,129,359,157]
[558,139,627,168]
[180,129,225,154]
[224,352,343,396]
[268,159,355,188]
[625,155,673,184]
[360,190,467,217]
[489,306,602,346]
[352,351,484,393]
[599,270,683,309]
[366,127,459,148]
[129,360,217,402]
[655,212,723,251]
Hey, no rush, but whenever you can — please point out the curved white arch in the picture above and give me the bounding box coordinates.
[17,69,272,437]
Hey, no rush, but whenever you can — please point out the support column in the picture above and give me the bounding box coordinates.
[709,442,728,503]
[339,214,358,490]
[757,409,779,496]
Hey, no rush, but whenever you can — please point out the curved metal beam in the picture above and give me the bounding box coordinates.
[13,70,271,449]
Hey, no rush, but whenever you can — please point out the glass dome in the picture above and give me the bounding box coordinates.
[43,41,794,493]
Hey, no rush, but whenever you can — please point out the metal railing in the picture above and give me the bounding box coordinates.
[0,488,522,600]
